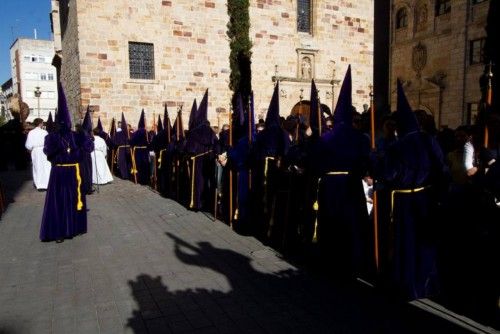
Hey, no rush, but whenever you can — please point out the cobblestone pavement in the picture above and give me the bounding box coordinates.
[0,171,471,334]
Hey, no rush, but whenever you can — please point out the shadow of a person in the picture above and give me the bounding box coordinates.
[125,233,473,334]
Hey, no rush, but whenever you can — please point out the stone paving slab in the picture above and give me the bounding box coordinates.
[0,171,471,334]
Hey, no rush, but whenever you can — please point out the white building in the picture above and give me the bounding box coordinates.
[10,38,57,122]
[0,79,13,120]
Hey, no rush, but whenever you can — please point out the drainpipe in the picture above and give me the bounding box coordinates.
[461,0,470,125]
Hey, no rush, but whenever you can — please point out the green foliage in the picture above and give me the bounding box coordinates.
[227,0,252,109]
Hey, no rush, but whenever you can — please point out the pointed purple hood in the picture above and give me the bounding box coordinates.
[265,82,280,128]
[196,89,209,128]
[97,117,103,132]
[55,82,72,132]
[309,79,322,135]
[138,109,146,129]
[188,99,198,130]
[394,79,419,137]
[46,112,55,133]
[120,112,128,134]
[82,106,93,134]
[157,114,163,133]
[333,65,353,129]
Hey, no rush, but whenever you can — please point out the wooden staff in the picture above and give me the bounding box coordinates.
[166,104,171,144]
[296,88,303,142]
[125,119,137,184]
[189,150,213,209]
[109,118,116,175]
[484,62,493,148]
[317,90,322,136]
[176,108,181,142]
[175,106,182,201]
[248,96,253,190]
[111,149,115,175]
[229,107,234,228]
[152,112,157,190]
[369,85,380,272]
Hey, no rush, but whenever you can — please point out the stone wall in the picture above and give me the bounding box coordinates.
[60,0,82,126]
[390,0,489,128]
[71,0,231,129]
[250,0,374,119]
[58,0,374,130]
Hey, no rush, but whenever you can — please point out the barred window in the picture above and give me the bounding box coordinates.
[396,8,408,29]
[435,0,451,16]
[469,38,486,65]
[129,42,155,80]
[297,0,312,33]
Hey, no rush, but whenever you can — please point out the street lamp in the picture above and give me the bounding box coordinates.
[34,86,42,118]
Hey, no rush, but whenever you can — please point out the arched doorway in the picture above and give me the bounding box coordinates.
[290,100,331,126]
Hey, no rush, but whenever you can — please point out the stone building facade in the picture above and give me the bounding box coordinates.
[390,0,490,129]
[51,0,374,129]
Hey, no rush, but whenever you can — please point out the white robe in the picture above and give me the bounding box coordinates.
[362,179,373,215]
[91,136,113,184]
[25,127,51,190]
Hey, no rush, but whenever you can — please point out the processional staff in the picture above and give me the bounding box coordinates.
[296,88,303,142]
[484,61,493,148]
[369,84,379,272]
[229,106,234,229]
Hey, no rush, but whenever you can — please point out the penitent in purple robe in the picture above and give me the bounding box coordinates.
[185,124,217,211]
[380,80,447,300]
[40,129,91,241]
[151,128,172,196]
[113,130,132,180]
[75,130,95,194]
[129,128,151,185]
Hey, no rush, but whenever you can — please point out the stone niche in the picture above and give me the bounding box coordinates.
[296,48,318,80]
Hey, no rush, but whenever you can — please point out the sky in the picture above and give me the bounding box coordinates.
[0,0,52,85]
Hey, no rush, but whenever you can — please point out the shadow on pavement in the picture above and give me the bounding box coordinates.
[125,233,471,333]
[0,169,33,220]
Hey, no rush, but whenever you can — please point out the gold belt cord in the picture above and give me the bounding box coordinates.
[390,186,429,223]
[312,171,349,243]
[55,163,83,211]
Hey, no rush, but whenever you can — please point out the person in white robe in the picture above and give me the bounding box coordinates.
[362,177,373,215]
[25,118,51,190]
[91,128,113,184]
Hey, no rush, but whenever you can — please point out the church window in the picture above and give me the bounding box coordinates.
[435,0,451,16]
[129,42,155,80]
[396,8,408,29]
[297,0,312,33]
[469,38,486,65]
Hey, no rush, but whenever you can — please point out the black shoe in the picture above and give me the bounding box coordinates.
[56,239,64,243]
